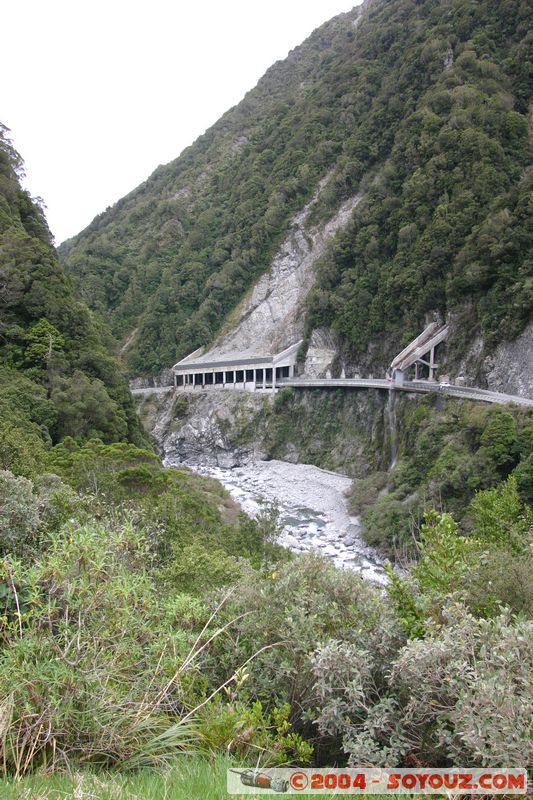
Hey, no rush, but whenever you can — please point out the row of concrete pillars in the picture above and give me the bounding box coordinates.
[174,365,294,389]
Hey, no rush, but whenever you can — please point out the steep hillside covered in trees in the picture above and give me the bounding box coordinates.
[0,125,145,471]
[60,0,532,377]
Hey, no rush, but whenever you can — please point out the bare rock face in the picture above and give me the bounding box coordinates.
[138,390,271,468]
[205,174,364,361]
[304,328,339,377]
[448,309,533,399]
[130,368,174,390]
[130,377,153,390]
[484,321,533,398]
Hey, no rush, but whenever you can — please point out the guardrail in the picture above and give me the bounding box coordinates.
[130,378,533,407]
[277,378,533,407]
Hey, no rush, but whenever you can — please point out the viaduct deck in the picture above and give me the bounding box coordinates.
[131,379,533,407]
[277,378,533,406]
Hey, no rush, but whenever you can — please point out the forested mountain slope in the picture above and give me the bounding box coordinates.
[0,125,145,472]
[60,0,532,377]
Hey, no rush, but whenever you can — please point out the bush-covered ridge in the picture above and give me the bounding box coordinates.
[60,0,532,376]
[0,125,145,460]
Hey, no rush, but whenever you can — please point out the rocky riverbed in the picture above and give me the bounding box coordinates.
[164,455,387,584]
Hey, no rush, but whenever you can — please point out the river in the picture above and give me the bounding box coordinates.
[164,456,387,584]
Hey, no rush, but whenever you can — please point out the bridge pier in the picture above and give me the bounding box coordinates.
[429,347,435,381]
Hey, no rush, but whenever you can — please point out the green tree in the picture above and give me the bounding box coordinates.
[479,410,519,474]
[24,318,65,366]
[468,475,532,555]
[514,453,533,505]
[51,371,128,442]
[0,405,47,477]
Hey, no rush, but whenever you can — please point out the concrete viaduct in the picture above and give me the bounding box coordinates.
[132,378,533,408]
[130,327,533,408]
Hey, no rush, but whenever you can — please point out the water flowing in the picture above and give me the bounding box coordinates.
[164,456,388,585]
[388,389,398,470]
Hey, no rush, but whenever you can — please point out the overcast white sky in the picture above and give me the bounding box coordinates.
[3,0,361,244]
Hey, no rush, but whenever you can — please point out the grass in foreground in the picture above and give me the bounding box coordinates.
[1,756,227,800]
[0,756,413,799]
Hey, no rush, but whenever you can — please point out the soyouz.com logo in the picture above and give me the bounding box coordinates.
[227,768,528,794]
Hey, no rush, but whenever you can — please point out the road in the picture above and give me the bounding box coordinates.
[131,379,533,407]
[131,386,174,396]
[278,377,533,406]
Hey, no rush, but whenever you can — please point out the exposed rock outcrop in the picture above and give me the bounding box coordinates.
[204,176,364,361]
[136,384,389,477]
[304,328,339,377]
[130,368,174,390]
[484,321,533,398]
[448,312,533,399]
[137,390,271,468]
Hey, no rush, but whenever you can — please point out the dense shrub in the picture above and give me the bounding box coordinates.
[386,479,533,633]
[46,439,282,594]
[197,697,313,766]
[514,452,533,505]
[0,516,321,776]
[34,472,85,534]
[0,437,530,775]
[467,475,533,554]
[0,403,48,478]
[362,496,420,558]
[0,523,202,775]
[464,552,533,619]
[313,605,533,767]
[204,554,395,732]
[348,471,388,515]
[358,399,533,556]
[391,607,533,767]
[0,470,40,556]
